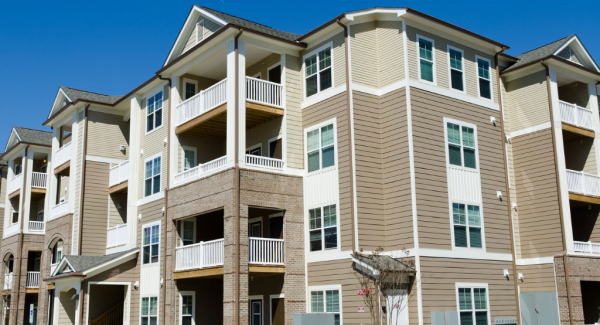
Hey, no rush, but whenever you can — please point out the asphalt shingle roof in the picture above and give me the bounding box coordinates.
[504,35,573,72]
[62,248,138,273]
[60,86,123,104]
[13,127,52,146]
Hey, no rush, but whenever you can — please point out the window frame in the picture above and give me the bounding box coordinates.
[267,62,282,83]
[304,119,338,174]
[416,34,437,85]
[140,295,159,325]
[450,201,486,250]
[195,19,204,44]
[246,143,263,157]
[302,42,334,99]
[179,218,196,246]
[455,283,491,325]
[308,204,339,252]
[248,295,264,325]
[248,217,263,238]
[181,146,197,172]
[308,285,343,325]
[142,221,161,266]
[145,90,164,135]
[475,55,493,101]
[443,118,480,172]
[144,153,162,198]
[268,135,283,159]
[179,291,195,325]
[447,45,466,94]
[183,79,198,100]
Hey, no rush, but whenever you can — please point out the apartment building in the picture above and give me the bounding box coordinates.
[0,5,599,325]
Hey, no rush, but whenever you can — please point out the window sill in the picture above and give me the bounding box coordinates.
[137,191,165,206]
[145,124,164,136]
[301,84,346,109]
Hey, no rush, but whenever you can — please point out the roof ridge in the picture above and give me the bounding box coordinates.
[517,35,573,57]
[13,126,52,134]
[60,86,114,98]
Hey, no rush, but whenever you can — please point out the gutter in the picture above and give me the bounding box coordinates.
[12,145,28,325]
[233,28,243,325]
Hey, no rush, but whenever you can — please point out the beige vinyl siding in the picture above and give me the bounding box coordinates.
[245,118,282,156]
[411,88,511,253]
[517,263,557,293]
[406,25,499,103]
[584,144,597,174]
[512,129,564,259]
[178,75,219,102]
[181,16,222,54]
[417,257,517,325]
[58,288,78,325]
[109,193,127,227]
[284,54,304,169]
[81,161,109,256]
[177,135,226,173]
[246,53,281,80]
[377,20,405,87]
[87,111,129,160]
[139,84,170,199]
[564,138,597,174]
[302,92,352,250]
[504,71,550,132]
[301,31,346,90]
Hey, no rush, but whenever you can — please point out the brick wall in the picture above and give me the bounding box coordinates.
[554,255,600,325]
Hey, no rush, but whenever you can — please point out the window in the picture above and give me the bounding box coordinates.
[196,20,204,44]
[418,36,435,83]
[309,205,337,252]
[141,296,158,325]
[307,124,335,172]
[184,81,197,100]
[144,156,161,197]
[180,292,194,325]
[310,289,340,325]
[182,147,196,171]
[146,91,163,133]
[305,46,332,97]
[452,203,482,248]
[181,219,195,246]
[447,122,477,169]
[51,245,62,265]
[246,144,262,157]
[476,57,492,100]
[143,223,160,265]
[457,286,489,325]
[448,47,465,91]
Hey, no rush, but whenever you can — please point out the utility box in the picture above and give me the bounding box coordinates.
[293,313,335,325]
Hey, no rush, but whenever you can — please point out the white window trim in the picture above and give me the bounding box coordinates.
[447,45,467,94]
[416,34,437,85]
[180,291,196,325]
[143,153,162,198]
[475,55,493,101]
[449,200,486,251]
[302,41,335,100]
[304,118,338,174]
[246,143,263,156]
[454,283,491,325]
[183,79,199,100]
[141,220,161,267]
[307,203,340,253]
[145,88,164,136]
[195,19,204,44]
[267,62,282,82]
[443,118,480,173]
[140,295,160,325]
[308,284,343,324]
[248,217,263,238]
[181,146,197,172]
[248,295,264,325]
[267,135,283,158]
[179,218,197,246]
[252,72,262,79]
[269,294,284,325]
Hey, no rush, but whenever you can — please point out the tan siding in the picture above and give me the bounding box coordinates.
[81,161,109,256]
[181,16,222,54]
[58,288,77,325]
[517,263,557,293]
[377,20,405,87]
[284,54,304,169]
[350,21,379,88]
[411,88,511,253]
[245,118,283,157]
[178,74,219,102]
[245,53,281,80]
[505,71,550,132]
[301,32,346,89]
[87,110,129,160]
[511,129,564,259]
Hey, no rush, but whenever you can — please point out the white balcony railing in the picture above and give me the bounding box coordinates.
[31,172,47,189]
[177,79,228,126]
[107,224,128,248]
[26,272,40,288]
[8,173,22,194]
[566,169,600,197]
[248,237,284,265]
[246,77,283,108]
[4,223,20,238]
[109,161,129,187]
[175,238,224,271]
[560,100,594,131]
[174,156,228,185]
[3,273,12,290]
[54,142,73,168]
[50,201,70,220]
[574,241,600,254]
[28,221,44,233]
[245,155,284,170]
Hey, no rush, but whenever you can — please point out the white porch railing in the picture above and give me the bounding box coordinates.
[28,221,44,232]
[175,238,224,271]
[4,223,20,238]
[245,155,285,170]
[566,169,600,197]
[109,161,129,187]
[54,142,72,168]
[559,100,594,131]
[26,272,40,288]
[574,241,600,254]
[50,201,70,220]
[177,79,228,126]
[174,156,228,185]
[8,173,22,194]
[246,77,284,108]
[31,172,47,189]
[248,237,284,265]
[107,224,128,248]
[3,273,12,290]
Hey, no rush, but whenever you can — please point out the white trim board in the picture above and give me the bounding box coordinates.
[510,122,552,138]
[516,256,555,265]
[408,79,499,111]
[351,79,407,97]
[86,155,127,165]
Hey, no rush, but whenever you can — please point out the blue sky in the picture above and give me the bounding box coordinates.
[0,0,597,147]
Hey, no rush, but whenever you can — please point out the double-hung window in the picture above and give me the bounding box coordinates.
[146,91,163,133]
[452,203,482,248]
[448,46,465,91]
[307,124,335,172]
[457,286,489,325]
[182,147,196,171]
[141,296,158,325]
[418,36,435,83]
[305,46,332,97]
[144,156,161,197]
[181,219,195,246]
[180,292,194,325]
[447,122,477,169]
[310,289,341,325]
[143,224,160,264]
[476,57,492,100]
[308,204,337,252]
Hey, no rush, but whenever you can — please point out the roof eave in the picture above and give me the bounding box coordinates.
[0,142,52,161]
[502,55,600,80]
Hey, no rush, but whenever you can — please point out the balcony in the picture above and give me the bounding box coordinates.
[574,241,600,254]
[4,223,19,238]
[54,142,72,174]
[246,77,283,108]
[28,221,44,233]
[3,273,12,290]
[106,224,127,248]
[566,170,600,204]
[248,237,284,265]
[245,155,284,170]
[7,173,22,197]
[26,271,40,288]
[31,172,47,189]
[175,238,224,271]
[109,161,129,193]
[50,201,70,220]
[173,156,228,186]
[560,101,595,140]
[176,79,228,129]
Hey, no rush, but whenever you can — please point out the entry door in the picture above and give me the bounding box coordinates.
[386,291,408,325]
[269,217,283,239]
[249,221,262,238]
[271,298,284,325]
[268,66,281,84]
[250,300,262,325]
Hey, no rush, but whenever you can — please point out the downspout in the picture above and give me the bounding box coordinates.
[541,60,575,325]
[494,49,522,325]
[77,104,90,255]
[157,74,172,325]
[13,145,29,325]
[234,28,243,325]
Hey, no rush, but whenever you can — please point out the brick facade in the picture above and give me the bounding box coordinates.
[554,255,600,325]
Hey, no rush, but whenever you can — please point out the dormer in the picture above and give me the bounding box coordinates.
[553,35,599,71]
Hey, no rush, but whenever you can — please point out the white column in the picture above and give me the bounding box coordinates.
[69,112,78,213]
[170,76,181,187]
[3,159,14,232]
[237,40,247,167]
[281,53,288,168]
[128,95,141,248]
[588,83,600,176]
[22,149,34,233]
[226,38,237,164]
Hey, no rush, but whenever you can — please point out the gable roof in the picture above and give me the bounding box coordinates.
[50,248,139,278]
[12,127,52,146]
[60,86,123,104]
[504,35,572,72]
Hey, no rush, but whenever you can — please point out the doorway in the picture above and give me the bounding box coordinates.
[250,299,262,325]
[270,296,284,325]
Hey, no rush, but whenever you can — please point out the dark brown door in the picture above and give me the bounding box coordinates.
[269,216,283,239]
[271,298,284,325]
[268,65,281,84]
[269,139,282,159]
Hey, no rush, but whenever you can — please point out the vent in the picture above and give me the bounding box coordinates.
[557,46,583,65]
[495,318,517,325]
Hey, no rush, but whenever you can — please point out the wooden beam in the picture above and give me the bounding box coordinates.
[562,123,595,139]
[109,181,128,195]
[248,265,285,274]
[173,267,224,279]
[569,193,600,205]
[246,102,284,116]
[8,190,20,200]
[54,161,70,176]
[175,103,227,135]
[47,284,55,290]
[25,289,39,294]
[1,290,9,296]
[31,188,46,195]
